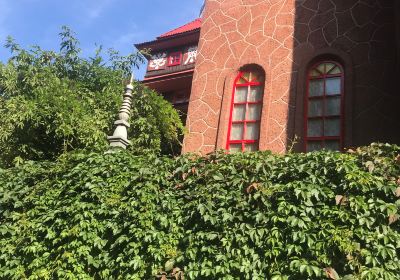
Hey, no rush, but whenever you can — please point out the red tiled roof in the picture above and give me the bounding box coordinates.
[158,18,202,38]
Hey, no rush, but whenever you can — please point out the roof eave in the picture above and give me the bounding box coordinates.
[134,29,200,52]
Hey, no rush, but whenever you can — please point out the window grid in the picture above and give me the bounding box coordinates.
[227,71,264,152]
[304,61,344,152]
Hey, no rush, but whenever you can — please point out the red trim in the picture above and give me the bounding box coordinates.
[232,120,259,124]
[226,71,264,152]
[304,61,345,152]
[233,101,263,105]
[236,82,262,87]
[167,52,182,66]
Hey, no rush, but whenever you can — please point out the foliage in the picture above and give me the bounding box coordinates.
[0,27,184,167]
[0,143,399,279]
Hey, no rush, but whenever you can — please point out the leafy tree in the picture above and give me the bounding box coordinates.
[0,26,184,167]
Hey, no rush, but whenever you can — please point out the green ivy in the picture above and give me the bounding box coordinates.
[0,143,399,279]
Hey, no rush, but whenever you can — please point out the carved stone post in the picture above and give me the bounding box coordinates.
[107,75,135,149]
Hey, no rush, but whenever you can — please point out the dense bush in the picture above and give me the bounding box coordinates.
[0,27,184,167]
[0,143,399,279]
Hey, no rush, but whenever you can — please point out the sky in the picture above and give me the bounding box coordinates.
[0,0,204,80]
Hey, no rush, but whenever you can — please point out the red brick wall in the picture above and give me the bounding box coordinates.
[183,0,399,154]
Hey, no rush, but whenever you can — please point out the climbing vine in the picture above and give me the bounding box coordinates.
[0,143,399,279]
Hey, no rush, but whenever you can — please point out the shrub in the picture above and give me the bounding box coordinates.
[0,27,184,167]
[0,143,399,279]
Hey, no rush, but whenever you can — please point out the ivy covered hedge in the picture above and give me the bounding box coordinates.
[0,143,399,279]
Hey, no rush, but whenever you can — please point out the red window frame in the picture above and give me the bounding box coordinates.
[226,71,264,152]
[304,61,344,152]
[167,52,182,66]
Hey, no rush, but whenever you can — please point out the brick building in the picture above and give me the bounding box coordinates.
[136,0,400,154]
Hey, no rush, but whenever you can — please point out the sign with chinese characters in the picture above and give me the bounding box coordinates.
[183,46,198,65]
[147,52,167,71]
[167,52,182,66]
[147,46,198,72]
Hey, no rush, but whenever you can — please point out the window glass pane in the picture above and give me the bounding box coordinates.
[231,123,244,140]
[325,96,341,116]
[245,123,260,140]
[317,63,326,74]
[310,69,321,77]
[248,104,262,120]
[308,99,323,117]
[309,80,324,97]
[307,119,323,137]
[324,118,340,136]
[235,87,248,102]
[229,144,242,153]
[251,72,263,83]
[329,66,342,74]
[238,77,247,84]
[233,105,246,121]
[325,140,340,151]
[326,77,341,95]
[242,72,251,82]
[307,141,322,152]
[325,63,335,73]
[245,143,259,152]
[248,86,263,102]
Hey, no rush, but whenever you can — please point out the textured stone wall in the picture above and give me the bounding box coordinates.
[291,0,399,150]
[183,0,399,154]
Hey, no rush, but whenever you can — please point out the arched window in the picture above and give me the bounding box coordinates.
[305,61,344,152]
[227,70,265,152]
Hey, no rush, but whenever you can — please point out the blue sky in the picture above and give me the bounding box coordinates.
[0,0,204,79]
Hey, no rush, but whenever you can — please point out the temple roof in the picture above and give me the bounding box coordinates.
[158,18,202,38]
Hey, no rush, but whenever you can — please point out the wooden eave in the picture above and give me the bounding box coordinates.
[134,30,200,54]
